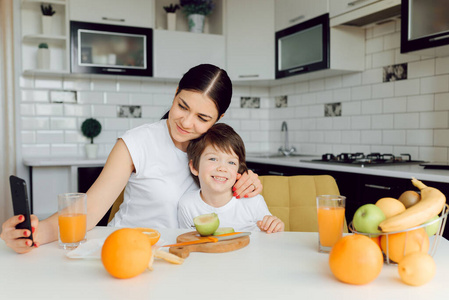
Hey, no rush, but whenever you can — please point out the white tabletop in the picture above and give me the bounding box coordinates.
[1,227,447,300]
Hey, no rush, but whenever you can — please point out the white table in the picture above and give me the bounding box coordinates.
[1,227,447,299]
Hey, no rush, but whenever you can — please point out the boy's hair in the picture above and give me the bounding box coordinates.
[187,123,248,185]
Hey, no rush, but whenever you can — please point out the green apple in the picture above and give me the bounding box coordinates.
[193,213,220,236]
[213,227,235,236]
[353,204,386,236]
[423,215,440,237]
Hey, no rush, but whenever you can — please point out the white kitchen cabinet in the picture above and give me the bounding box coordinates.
[329,0,379,18]
[275,0,328,31]
[68,0,155,28]
[20,0,69,74]
[153,30,225,79]
[226,0,275,81]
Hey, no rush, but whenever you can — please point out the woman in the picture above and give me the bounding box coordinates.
[1,64,262,254]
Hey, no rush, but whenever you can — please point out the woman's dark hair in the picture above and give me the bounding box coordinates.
[161,64,232,120]
[187,123,247,186]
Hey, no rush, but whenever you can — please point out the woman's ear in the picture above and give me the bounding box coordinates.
[188,160,199,176]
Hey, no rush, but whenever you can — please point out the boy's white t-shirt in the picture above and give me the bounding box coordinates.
[177,189,271,232]
[108,119,198,229]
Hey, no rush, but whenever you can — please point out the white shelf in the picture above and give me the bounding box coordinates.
[23,34,67,43]
[23,69,69,75]
[22,0,66,6]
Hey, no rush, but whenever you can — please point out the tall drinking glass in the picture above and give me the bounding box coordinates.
[58,193,87,249]
[317,195,346,253]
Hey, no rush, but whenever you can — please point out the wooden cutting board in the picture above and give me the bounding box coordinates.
[168,231,250,258]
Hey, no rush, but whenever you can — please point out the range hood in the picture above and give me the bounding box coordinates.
[330,0,401,27]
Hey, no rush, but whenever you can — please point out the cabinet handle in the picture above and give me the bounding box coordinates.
[238,74,259,78]
[268,171,284,176]
[288,67,304,73]
[364,184,391,190]
[347,0,368,6]
[289,15,305,23]
[103,68,125,72]
[102,17,125,22]
[430,33,449,42]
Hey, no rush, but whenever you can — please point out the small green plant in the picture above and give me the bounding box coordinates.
[164,4,180,13]
[81,118,102,144]
[38,43,48,49]
[40,4,56,16]
[180,0,214,16]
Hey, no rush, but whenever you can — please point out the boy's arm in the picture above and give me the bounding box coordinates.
[257,215,285,233]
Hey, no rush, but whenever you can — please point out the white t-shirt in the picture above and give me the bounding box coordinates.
[178,189,271,232]
[108,119,198,228]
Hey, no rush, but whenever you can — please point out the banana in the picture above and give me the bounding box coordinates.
[378,178,446,232]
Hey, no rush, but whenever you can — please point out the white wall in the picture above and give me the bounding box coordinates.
[269,19,449,161]
[17,19,449,162]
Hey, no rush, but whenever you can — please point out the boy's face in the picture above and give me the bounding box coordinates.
[189,144,239,194]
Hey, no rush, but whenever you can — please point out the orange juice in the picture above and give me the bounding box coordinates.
[317,206,345,247]
[58,213,86,243]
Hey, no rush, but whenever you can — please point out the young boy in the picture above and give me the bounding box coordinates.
[177,123,284,233]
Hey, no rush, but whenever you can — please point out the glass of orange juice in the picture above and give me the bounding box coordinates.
[316,195,346,253]
[58,193,87,249]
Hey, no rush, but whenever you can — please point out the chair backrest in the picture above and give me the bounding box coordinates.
[260,175,347,232]
[108,189,125,224]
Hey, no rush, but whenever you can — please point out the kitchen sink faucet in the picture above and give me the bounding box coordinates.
[279,121,296,156]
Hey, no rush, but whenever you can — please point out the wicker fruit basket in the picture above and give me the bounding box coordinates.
[349,204,448,265]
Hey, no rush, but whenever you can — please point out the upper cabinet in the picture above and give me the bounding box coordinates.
[20,0,69,74]
[275,0,328,31]
[68,0,155,28]
[226,0,275,81]
[329,0,380,18]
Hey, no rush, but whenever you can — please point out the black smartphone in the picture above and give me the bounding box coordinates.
[9,175,34,246]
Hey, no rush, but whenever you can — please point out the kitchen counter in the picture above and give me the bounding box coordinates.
[1,227,448,299]
[246,154,449,183]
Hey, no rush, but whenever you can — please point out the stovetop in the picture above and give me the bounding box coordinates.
[302,153,426,167]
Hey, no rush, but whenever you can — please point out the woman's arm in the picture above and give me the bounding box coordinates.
[1,139,134,253]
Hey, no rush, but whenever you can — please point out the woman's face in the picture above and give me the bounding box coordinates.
[168,90,219,151]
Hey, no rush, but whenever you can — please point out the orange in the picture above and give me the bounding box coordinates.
[375,197,406,218]
[398,252,436,286]
[380,228,429,263]
[101,228,152,279]
[355,233,381,250]
[329,234,383,285]
[135,228,161,245]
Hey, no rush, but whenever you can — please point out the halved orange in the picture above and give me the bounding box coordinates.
[135,228,161,246]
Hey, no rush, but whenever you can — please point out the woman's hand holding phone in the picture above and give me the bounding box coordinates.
[1,214,39,254]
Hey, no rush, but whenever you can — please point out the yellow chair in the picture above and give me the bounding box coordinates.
[259,175,347,232]
[108,189,125,224]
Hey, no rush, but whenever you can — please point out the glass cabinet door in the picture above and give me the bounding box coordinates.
[408,0,449,40]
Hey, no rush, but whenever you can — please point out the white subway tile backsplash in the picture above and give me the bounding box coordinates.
[21,117,50,130]
[324,131,341,143]
[21,131,35,143]
[316,117,332,130]
[419,147,448,161]
[301,93,317,105]
[35,104,64,116]
[50,117,77,130]
[434,130,449,146]
[372,114,393,129]
[325,76,342,90]
[64,130,87,143]
[295,82,309,94]
[435,93,449,110]
[34,77,63,89]
[36,130,64,143]
[351,85,371,100]
[408,59,435,78]
[118,80,141,92]
[309,131,324,143]
[64,104,91,117]
[333,117,351,130]
[362,99,382,115]
[394,79,420,96]
[308,105,324,117]
[383,32,400,50]
[63,78,91,90]
[341,130,360,144]
[153,93,173,106]
[361,130,382,144]
[51,144,78,156]
[21,90,48,102]
[383,130,406,145]
[92,105,117,117]
[21,104,35,115]
[407,94,434,112]
[420,75,449,94]
[394,113,419,129]
[20,76,34,88]
[105,93,129,104]
[342,101,361,116]
[406,129,433,146]
[332,88,351,102]
[362,68,383,85]
[241,120,262,131]
[22,144,50,157]
[92,79,117,91]
[383,97,407,113]
[130,93,153,105]
[141,81,176,94]
[436,57,449,75]
[395,49,421,64]
[309,79,325,92]
[372,82,394,98]
[104,118,130,130]
[372,50,395,68]
[372,20,396,37]
[351,115,371,129]
[316,90,333,104]
[77,91,104,104]
[420,111,448,129]
[342,73,362,87]
[366,36,383,54]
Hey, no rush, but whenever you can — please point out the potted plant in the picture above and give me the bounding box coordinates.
[40,4,55,35]
[164,4,180,31]
[179,0,214,33]
[81,118,102,159]
[37,43,50,69]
